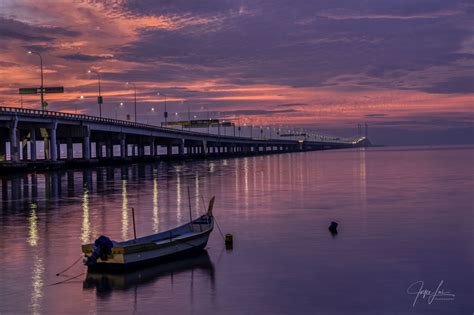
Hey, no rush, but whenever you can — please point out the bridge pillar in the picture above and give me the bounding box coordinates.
[29,128,36,161]
[0,132,6,162]
[120,134,127,158]
[150,139,156,156]
[9,120,19,162]
[66,138,73,160]
[138,142,144,157]
[96,142,103,159]
[202,141,208,155]
[178,140,185,155]
[106,140,112,158]
[83,127,91,160]
[166,144,172,155]
[50,126,58,161]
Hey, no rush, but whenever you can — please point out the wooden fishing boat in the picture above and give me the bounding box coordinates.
[82,197,215,271]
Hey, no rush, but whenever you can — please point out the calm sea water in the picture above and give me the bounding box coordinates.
[0,146,472,314]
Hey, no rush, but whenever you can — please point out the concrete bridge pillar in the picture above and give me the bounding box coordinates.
[202,141,208,155]
[96,142,103,158]
[106,139,112,158]
[9,120,19,162]
[66,138,73,160]
[120,134,127,158]
[50,126,57,161]
[29,128,36,161]
[83,127,91,161]
[138,142,144,157]
[0,133,6,162]
[178,140,185,155]
[150,139,156,156]
[167,144,172,155]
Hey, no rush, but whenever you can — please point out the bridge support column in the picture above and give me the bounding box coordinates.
[202,141,208,155]
[0,133,6,162]
[9,120,19,162]
[29,128,36,161]
[96,142,103,159]
[120,134,127,158]
[50,126,57,162]
[150,139,156,156]
[83,127,91,161]
[66,138,73,160]
[166,144,172,155]
[138,142,144,157]
[178,140,185,156]
[106,140,112,158]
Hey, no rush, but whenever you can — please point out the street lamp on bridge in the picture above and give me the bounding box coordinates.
[126,82,137,123]
[87,69,102,117]
[27,51,45,110]
[157,92,168,126]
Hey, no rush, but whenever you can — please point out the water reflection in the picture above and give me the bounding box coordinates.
[30,255,44,315]
[152,170,159,233]
[1,147,472,314]
[28,202,39,247]
[81,188,90,243]
[83,251,215,297]
[176,165,182,222]
[121,179,129,240]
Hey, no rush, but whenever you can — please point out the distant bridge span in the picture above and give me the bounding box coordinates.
[0,106,370,169]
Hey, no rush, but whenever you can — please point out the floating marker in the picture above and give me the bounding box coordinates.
[225,233,233,249]
[329,221,338,234]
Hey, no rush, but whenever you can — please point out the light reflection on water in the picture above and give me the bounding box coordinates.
[0,146,473,314]
[121,179,128,241]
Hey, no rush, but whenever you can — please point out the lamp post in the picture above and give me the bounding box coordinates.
[88,69,102,117]
[157,92,167,126]
[115,102,124,119]
[148,107,155,124]
[28,51,45,110]
[76,95,84,114]
[126,82,137,122]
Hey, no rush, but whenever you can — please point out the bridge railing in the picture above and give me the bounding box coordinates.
[0,106,356,145]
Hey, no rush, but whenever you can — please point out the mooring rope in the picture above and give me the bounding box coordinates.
[55,255,83,276]
[46,272,85,287]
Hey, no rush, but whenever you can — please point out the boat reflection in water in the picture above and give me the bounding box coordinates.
[83,250,215,296]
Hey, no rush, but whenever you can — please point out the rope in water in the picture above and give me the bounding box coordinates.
[0,270,85,298]
[213,216,226,241]
[46,272,85,287]
[56,255,83,276]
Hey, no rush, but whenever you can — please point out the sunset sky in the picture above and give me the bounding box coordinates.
[0,0,472,145]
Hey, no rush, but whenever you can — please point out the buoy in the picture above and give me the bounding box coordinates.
[329,221,338,235]
[225,233,233,249]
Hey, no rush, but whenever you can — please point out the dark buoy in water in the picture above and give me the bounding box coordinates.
[225,233,233,249]
[329,221,338,235]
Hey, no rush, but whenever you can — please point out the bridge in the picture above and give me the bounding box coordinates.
[0,106,370,170]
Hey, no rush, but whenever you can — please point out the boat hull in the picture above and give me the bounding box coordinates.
[87,229,212,272]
